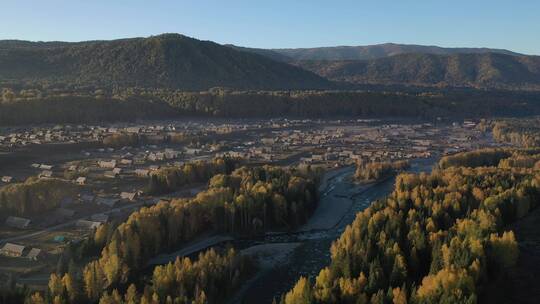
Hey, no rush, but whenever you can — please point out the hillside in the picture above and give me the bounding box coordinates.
[295,53,540,89]
[0,34,330,90]
[225,44,293,62]
[271,43,521,61]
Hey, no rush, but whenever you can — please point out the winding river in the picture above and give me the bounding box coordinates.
[237,157,437,303]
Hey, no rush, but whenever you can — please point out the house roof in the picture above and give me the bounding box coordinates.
[26,248,42,259]
[120,192,137,200]
[76,219,102,229]
[1,243,25,254]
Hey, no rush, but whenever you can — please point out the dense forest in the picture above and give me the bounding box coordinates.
[355,160,410,182]
[491,118,540,148]
[0,94,177,125]
[147,157,240,194]
[34,248,253,304]
[0,177,77,216]
[437,149,513,170]
[31,165,320,303]
[3,87,540,125]
[0,34,330,91]
[295,53,540,90]
[282,148,540,303]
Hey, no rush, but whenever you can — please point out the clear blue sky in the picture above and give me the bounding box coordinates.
[2,0,539,54]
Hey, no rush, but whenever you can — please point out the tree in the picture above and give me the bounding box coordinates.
[83,261,104,301]
[124,284,139,304]
[489,231,518,269]
[392,286,407,304]
[27,292,46,304]
[62,273,79,303]
[48,273,64,301]
[284,277,313,304]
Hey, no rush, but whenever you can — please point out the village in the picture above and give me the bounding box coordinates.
[0,118,497,287]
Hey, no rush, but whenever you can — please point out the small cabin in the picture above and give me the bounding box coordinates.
[0,243,25,257]
[26,248,44,261]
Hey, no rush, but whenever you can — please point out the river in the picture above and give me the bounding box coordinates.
[236,157,437,303]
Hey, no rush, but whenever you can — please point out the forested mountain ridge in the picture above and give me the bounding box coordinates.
[295,52,540,90]
[2,34,539,91]
[236,43,522,61]
[0,34,331,90]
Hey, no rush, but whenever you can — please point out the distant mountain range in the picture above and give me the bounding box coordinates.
[1,34,540,91]
[267,43,523,61]
[294,53,540,89]
[0,34,330,90]
[230,43,540,90]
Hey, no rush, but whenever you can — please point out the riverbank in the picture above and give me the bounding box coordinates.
[296,165,357,231]
[226,243,302,304]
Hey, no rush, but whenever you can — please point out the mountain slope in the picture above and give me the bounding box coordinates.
[225,44,293,62]
[0,34,330,90]
[271,43,522,61]
[295,53,540,89]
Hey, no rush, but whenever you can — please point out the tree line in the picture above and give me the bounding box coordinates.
[282,148,540,304]
[0,176,77,217]
[32,248,253,304]
[3,86,540,126]
[147,157,239,195]
[355,160,409,182]
[491,118,540,148]
[437,148,513,169]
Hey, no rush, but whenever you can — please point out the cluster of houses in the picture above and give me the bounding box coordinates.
[2,218,42,260]
[0,123,172,148]
[0,127,79,148]
[88,147,184,180]
[0,118,311,150]
[212,120,490,166]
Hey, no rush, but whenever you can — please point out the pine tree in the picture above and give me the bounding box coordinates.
[284,277,312,304]
[124,284,139,304]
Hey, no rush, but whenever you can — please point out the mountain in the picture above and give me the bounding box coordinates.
[2,35,537,91]
[225,45,293,62]
[295,53,540,90]
[0,40,76,49]
[271,43,522,61]
[0,34,330,90]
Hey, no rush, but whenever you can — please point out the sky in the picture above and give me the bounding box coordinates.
[2,0,540,55]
